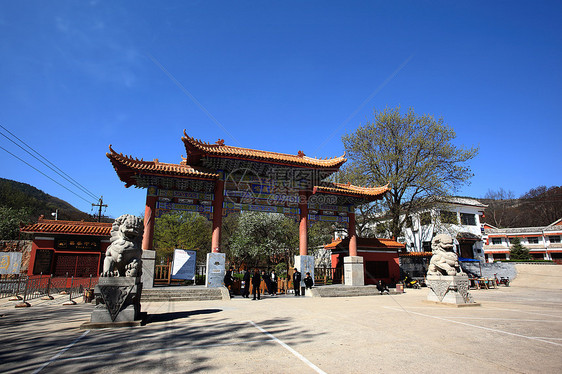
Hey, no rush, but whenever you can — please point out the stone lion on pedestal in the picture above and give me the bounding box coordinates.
[102,214,144,277]
[427,234,463,276]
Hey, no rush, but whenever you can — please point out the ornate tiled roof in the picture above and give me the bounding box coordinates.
[435,196,487,209]
[398,251,433,257]
[313,183,390,200]
[324,237,404,250]
[107,145,219,187]
[182,131,347,169]
[21,217,112,236]
[485,226,562,235]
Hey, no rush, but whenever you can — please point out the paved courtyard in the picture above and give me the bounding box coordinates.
[0,285,561,374]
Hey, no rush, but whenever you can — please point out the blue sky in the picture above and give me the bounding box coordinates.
[1,1,561,219]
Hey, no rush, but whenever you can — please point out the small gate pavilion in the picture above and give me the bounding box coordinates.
[107,131,389,286]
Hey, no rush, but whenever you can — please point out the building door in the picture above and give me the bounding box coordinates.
[53,253,100,277]
[365,261,389,281]
[459,242,474,259]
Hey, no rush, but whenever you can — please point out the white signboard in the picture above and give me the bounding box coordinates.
[0,252,22,275]
[171,249,197,280]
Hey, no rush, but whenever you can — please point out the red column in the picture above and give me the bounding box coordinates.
[299,191,309,256]
[142,195,157,251]
[211,179,225,253]
[27,241,39,276]
[348,212,357,257]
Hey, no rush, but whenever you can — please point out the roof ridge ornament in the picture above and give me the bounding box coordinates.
[215,139,225,146]
[297,150,305,158]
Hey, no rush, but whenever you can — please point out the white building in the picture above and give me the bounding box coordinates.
[482,219,562,262]
[397,197,487,260]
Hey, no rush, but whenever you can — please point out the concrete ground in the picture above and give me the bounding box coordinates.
[1,282,561,373]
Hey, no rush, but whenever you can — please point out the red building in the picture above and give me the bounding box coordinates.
[326,237,404,285]
[21,217,111,277]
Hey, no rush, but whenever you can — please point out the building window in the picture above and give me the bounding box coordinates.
[494,253,507,261]
[420,212,432,226]
[531,252,544,260]
[527,237,539,244]
[440,211,458,225]
[549,235,561,244]
[460,213,476,226]
[491,238,502,245]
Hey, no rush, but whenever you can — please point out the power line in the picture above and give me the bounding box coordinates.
[0,145,93,205]
[0,124,100,201]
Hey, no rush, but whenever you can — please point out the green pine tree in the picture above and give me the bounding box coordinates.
[509,237,531,260]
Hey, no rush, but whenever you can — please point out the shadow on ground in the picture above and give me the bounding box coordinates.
[0,303,325,374]
[145,309,222,324]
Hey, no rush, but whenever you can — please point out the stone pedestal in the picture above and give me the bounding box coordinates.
[344,256,364,286]
[295,255,315,294]
[89,277,142,325]
[141,250,156,289]
[426,274,477,305]
[205,252,225,288]
[294,255,315,280]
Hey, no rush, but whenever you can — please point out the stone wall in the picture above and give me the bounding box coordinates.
[460,261,517,280]
[399,257,430,278]
[400,256,518,281]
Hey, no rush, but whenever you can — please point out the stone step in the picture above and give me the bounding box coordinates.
[310,285,402,298]
[141,287,226,301]
[142,297,221,302]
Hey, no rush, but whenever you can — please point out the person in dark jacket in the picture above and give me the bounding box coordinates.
[224,267,234,298]
[304,272,314,290]
[376,279,389,295]
[292,268,301,296]
[252,269,261,300]
[261,270,273,296]
[270,270,278,296]
[242,268,251,298]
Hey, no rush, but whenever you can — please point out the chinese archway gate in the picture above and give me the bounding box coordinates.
[107,130,389,287]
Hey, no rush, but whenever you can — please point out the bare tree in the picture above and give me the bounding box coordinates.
[342,106,478,239]
[483,188,516,228]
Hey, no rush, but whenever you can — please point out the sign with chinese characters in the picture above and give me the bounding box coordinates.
[55,239,101,251]
[150,187,214,219]
[0,252,22,275]
[171,249,197,281]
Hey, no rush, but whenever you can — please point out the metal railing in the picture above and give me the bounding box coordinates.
[0,273,99,306]
[0,275,28,299]
[154,264,207,285]
[314,267,344,285]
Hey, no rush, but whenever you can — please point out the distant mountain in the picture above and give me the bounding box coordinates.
[0,177,94,222]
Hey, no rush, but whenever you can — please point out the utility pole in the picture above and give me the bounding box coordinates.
[92,196,108,222]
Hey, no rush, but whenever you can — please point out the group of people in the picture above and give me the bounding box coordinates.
[292,268,314,296]
[227,268,278,300]
[223,267,314,299]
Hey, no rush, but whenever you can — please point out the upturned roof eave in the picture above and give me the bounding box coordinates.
[182,130,347,169]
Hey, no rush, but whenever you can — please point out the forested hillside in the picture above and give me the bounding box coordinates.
[0,177,92,222]
[481,185,562,228]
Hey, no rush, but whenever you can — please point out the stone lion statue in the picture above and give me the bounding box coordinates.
[427,234,463,276]
[102,214,144,277]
